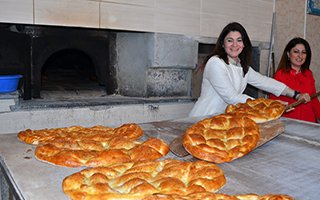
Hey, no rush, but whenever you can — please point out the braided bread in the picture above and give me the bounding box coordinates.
[62,159,226,200]
[18,123,169,167]
[225,98,286,123]
[143,193,294,200]
[35,137,169,167]
[18,123,143,145]
[183,113,260,163]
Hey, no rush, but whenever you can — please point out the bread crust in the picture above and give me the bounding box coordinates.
[62,159,227,200]
[18,123,169,167]
[225,98,286,123]
[183,113,260,163]
[143,193,294,200]
[18,124,143,145]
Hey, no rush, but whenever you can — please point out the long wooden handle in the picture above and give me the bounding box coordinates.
[286,91,320,111]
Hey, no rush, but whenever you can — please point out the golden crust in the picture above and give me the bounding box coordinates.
[235,194,294,200]
[225,98,286,123]
[18,123,169,167]
[35,137,169,167]
[17,123,143,145]
[62,159,227,200]
[182,113,260,163]
[143,193,294,200]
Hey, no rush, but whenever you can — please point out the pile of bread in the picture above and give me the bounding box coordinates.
[18,98,291,200]
[18,123,169,167]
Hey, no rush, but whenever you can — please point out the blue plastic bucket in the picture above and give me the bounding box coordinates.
[0,75,23,93]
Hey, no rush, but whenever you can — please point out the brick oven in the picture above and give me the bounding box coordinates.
[1,24,115,99]
[0,23,197,101]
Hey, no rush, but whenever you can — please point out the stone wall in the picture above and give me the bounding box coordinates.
[112,32,197,97]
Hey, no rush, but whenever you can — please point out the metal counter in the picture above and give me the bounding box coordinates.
[0,117,319,200]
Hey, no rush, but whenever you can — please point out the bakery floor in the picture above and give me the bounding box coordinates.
[0,117,320,200]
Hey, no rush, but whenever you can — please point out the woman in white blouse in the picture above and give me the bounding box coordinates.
[189,22,310,117]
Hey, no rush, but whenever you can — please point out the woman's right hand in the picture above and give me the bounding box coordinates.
[297,93,311,103]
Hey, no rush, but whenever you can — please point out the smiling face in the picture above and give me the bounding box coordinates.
[223,31,244,60]
[287,43,307,70]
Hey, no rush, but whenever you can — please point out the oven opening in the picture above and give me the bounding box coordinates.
[40,49,107,99]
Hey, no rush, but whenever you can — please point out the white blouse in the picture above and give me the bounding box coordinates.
[189,56,286,117]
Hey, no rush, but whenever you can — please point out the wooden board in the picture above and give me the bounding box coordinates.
[256,119,285,148]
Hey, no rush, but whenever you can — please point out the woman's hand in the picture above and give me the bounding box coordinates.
[297,93,311,103]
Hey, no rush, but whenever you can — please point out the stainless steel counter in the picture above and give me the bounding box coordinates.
[0,117,319,200]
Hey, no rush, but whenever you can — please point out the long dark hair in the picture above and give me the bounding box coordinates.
[277,37,311,73]
[202,22,252,76]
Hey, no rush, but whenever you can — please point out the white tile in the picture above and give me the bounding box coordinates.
[200,13,232,37]
[100,2,155,32]
[34,0,99,28]
[155,7,200,36]
[200,0,273,42]
[0,0,33,24]
[153,0,200,35]
[100,0,155,7]
[156,0,200,11]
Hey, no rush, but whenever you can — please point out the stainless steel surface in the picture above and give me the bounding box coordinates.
[0,117,319,200]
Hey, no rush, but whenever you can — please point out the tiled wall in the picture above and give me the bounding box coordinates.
[306,15,320,91]
[0,0,273,42]
[274,0,305,71]
[0,0,33,24]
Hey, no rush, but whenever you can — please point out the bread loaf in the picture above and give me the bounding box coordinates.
[63,159,226,199]
[225,98,286,123]
[183,113,260,163]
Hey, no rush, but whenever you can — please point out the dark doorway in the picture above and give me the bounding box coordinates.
[41,49,99,91]
[40,49,107,99]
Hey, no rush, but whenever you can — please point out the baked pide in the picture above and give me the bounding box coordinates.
[62,159,227,200]
[225,98,286,123]
[18,123,169,167]
[143,193,294,200]
[18,123,144,145]
[183,113,260,163]
[35,137,169,167]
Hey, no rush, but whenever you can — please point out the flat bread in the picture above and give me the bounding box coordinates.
[18,123,143,145]
[143,193,294,200]
[62,159,227,200]
[183,113,260,163]
[35,137,169,167]
[225,98,286,123]
[17,123,169,167]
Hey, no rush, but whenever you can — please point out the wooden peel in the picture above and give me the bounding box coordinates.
[169,91,320,158]
[169,135,189,157]
[285,90,320,112]
[256,120,285,147]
